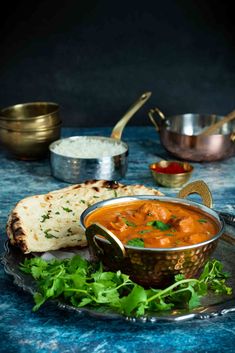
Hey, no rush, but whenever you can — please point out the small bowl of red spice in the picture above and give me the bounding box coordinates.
[149,160,194,187]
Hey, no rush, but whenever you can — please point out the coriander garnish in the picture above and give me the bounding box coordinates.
[20,257,232,316]
[127,238,144,247]
[138,230,151,234]
[198,219,207,223]
[44,229,58,239]
[40,211,51,223]
[122,217,136,227]
[147,220,171,231]
[66,227,73,236]
[62,206,73,213]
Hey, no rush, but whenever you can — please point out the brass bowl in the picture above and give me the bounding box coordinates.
[0,102,60,130]
[149,160,194,188]
[0,123,61,160]
[81,181,224,288]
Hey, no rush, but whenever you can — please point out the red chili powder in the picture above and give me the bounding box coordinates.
[151,162,186,174]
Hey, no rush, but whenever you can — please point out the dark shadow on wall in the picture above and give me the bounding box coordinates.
[0,0,234,127]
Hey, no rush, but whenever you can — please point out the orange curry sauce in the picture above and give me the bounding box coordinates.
[85,200,219,248]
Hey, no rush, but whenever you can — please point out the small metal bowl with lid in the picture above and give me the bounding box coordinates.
[49,92,151,183]
[81,180,225,288]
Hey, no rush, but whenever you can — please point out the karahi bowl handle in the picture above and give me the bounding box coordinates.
[86,222,126,261]
[178,180,213,208]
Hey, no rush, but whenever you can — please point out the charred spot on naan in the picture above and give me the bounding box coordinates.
[44,194,53,201]
[72,184,82,189]
[14,237,29,253]
[6,212,29,252]
[84,179,99,185]
[102,180,120,189]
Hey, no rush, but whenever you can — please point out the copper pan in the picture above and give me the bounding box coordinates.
[148,108,235,162]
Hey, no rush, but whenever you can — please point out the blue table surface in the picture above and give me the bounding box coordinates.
[0,126,235,353]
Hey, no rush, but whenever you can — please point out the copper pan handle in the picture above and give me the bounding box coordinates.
[86,222,126,261]
[178,180,213,208]
[148,107,166,132]
[111,91,152,140]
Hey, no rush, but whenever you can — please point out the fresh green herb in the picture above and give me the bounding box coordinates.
[165,233,174,236]
[122,218,136,227]
[138,230,151,235]
[20,257,232,316]
[171,215,177,219]
[147,220,171,231]
[175,240,182,245]
[114,190,118,198]
[55,211,60,215]
[40,211,51,223]
[66,200,70,204]
[93,196,99,199]
[66,228,73,236]
[127,238,145,247]
[62,207,73,213]
[80,200,85,204]
[44,229,58,239]
[198,219,207,223]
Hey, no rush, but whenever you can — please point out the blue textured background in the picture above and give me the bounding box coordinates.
[0,127,235,353]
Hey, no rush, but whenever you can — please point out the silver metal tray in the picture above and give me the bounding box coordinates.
[2,229,235,323]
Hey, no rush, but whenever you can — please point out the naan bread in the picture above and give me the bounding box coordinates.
[6,180,163,253]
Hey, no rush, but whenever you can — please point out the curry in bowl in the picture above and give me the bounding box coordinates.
[85,200,219,249]
[81,181,224,287]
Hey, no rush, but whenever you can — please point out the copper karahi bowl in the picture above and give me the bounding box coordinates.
[80,181,224,288]
[148,108,235,162]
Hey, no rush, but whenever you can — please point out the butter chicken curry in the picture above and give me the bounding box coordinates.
[85,200,218,248]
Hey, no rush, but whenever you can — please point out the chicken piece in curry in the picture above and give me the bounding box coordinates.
[85,200,219,248]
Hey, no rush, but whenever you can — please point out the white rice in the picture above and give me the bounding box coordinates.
[52,136,127,158]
